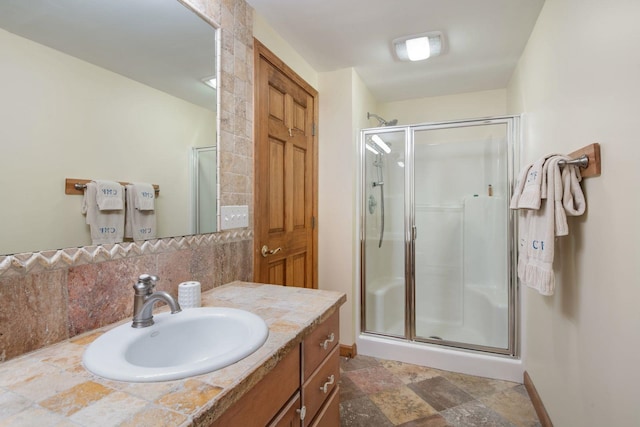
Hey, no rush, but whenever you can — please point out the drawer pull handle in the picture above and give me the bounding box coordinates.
[320,375,335,394]
[320,332,335,350]
[296,406,306,420]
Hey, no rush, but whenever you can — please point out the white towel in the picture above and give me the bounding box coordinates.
[518,156,565,295]
[131,182,155,211]
[517,154,559,209]
[95,180,124,210]
[562,165,586,217]
[512,155,588,296]
[516,156,545,209]
[82,182,125,244]
[125,184,157,241]
[509,162,532,209]
[551,157,569,237]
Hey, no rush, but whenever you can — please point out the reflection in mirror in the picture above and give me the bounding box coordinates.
[192,146,218,234]
[0,0,219,255]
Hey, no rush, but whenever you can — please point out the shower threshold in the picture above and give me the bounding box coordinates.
[357,333,523,382]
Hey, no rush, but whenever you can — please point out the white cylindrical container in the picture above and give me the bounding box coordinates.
[178,281,201,309]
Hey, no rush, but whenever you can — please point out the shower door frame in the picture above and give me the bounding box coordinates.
[360,115,520,357]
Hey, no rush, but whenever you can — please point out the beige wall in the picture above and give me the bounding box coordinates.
[252,11,318,89]
[378,89,507,126]
[317,68,356,344]
[507,0,640,425]
[0,28,215,254]
[316,68,378,345]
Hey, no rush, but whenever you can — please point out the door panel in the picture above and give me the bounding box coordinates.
[269,138,286,232]
[269,86,285,121]
[268,259,286,285]
[293,147,306,229]
[254,40,318,288]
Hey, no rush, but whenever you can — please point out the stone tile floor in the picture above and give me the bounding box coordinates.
[339,355,541,427]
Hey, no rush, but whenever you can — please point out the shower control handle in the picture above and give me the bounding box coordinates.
[261,245,282,257]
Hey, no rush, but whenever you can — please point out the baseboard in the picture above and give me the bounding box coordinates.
[340,343,357,358]
[523,371,553,427]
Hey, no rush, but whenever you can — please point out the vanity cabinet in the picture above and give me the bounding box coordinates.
[210,311,340,427]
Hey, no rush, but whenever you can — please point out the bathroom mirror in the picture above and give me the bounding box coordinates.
[0,0,219,255]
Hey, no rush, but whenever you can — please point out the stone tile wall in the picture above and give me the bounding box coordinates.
[0,0,255,362]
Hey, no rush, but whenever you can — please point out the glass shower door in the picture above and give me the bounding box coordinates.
[362,128,407,337]
[412,120,511,351]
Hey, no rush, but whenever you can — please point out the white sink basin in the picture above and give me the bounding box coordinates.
[83,307,269,382]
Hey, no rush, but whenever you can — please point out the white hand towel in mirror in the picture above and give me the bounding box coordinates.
[125,184,157,241]
[131,182,155,211]
[95,180,124,210]
[82,182,125,244]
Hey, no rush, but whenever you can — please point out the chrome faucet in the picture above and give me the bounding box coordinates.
[132,274,181,328]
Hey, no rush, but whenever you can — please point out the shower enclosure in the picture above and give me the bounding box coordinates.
[361,116,519,356]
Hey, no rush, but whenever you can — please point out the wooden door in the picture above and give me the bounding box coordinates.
[254,40,318,288]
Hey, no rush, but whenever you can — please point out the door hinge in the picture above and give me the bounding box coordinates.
[311,216,316,229]
[312,123,316,136]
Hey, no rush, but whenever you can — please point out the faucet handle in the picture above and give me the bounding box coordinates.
[134,274,158,294]
[139,274,158,284]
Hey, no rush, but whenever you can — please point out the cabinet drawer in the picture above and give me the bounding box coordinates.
[303,311,339,380]
[269,391,302,427]
[309,386,339,427]
[302,346,339,427]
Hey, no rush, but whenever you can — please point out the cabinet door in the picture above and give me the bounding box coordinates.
[269,392,302,427]
[210,346,300,427]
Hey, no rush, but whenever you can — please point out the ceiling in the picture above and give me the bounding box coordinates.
[0,0,217,110]
[246,0,545,102]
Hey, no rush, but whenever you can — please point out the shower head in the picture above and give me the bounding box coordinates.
[367,112,398,127]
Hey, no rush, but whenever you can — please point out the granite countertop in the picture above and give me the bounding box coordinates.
[0,281,346,426]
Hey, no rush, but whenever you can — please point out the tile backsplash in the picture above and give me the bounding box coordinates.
[0,231,253,362]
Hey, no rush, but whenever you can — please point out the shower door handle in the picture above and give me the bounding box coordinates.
[412,225,417,241]
[261,245,282,257]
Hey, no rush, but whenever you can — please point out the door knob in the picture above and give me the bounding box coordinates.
[261,245,282,257]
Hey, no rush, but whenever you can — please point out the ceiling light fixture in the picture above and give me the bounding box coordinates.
[393,31,444,62]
